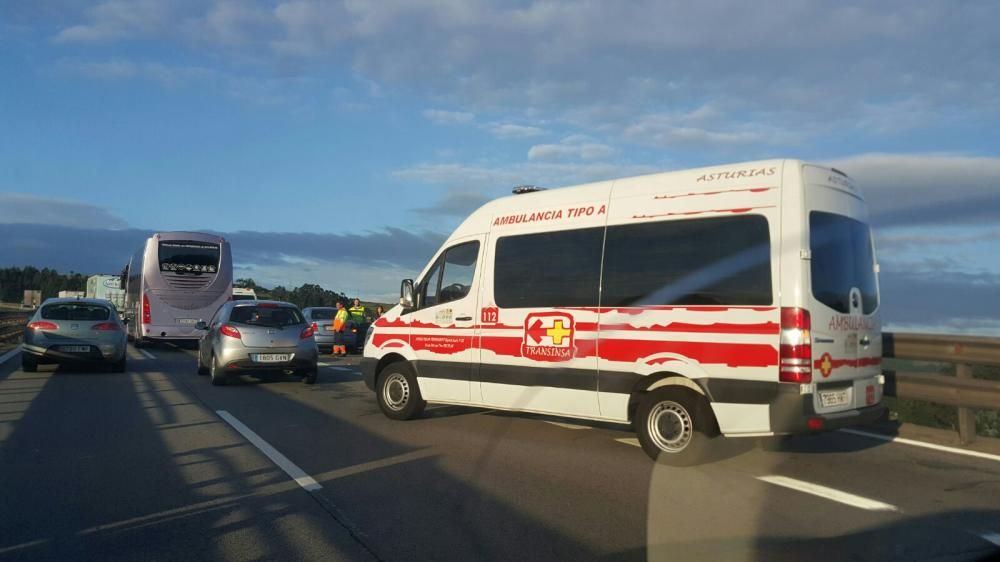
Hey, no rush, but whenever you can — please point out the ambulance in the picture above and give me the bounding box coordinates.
[362,159,885,464]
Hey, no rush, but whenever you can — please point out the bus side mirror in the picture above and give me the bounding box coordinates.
[400,279,415,309]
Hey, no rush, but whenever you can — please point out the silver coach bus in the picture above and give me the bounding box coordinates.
[123,232,233,346]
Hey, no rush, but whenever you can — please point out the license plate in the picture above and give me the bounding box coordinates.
[177,318,198,325]
[323,326,334,332]
[820,388,850,408]
[253,354,290,363]
[61,345,90,353]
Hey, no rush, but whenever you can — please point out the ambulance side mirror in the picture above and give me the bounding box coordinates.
[400,279,415,309]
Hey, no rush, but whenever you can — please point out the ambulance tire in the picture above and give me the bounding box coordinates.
[636,387,716,465]
[377,363,426,420]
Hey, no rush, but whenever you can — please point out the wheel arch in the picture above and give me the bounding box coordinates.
[627,371,716,427]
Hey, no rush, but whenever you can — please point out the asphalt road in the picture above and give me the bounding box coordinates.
[1,344,999,561]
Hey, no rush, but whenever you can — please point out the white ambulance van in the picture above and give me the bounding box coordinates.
[362,159,885,464]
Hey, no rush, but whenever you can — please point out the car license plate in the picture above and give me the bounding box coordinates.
[323,326,334,332]
[253,354,290,363]
[820,388,850,408]
[61,345,90,353]
[177,318,198,325]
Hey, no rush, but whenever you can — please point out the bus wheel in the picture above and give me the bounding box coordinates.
[636,387,716,465]
[377,363,425,420]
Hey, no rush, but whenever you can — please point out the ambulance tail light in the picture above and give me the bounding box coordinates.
[779,307,811,384]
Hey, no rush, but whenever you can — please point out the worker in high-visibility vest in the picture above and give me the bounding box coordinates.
[348,298,367,324]
[332,301,350,356]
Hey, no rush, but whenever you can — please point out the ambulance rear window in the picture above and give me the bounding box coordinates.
[809,211,879,314]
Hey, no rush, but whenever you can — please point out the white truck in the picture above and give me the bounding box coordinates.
[86,274,126,310]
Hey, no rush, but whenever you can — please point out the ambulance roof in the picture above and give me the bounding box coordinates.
[450,158,805,236]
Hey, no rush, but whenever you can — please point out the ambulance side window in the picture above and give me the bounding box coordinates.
[494,227,603,308]
[418,241,480,309]
[602,215,772,306]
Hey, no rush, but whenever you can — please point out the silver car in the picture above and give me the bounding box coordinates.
[21,298,128,372]
[196,300,318,386]
[302,307,337,353]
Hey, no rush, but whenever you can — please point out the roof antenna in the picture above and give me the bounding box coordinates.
[512,185,546,195]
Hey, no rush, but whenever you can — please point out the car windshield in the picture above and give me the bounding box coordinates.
[229,305,304,327]
[40,303,110,321]
[307,308,336,320]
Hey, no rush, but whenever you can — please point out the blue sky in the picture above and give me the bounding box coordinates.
[1,1,999,332]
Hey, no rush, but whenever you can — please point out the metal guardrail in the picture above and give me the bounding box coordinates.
[883,332,1000,444]
[0,311,32,342]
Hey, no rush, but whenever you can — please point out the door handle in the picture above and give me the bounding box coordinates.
[455,316,473,322]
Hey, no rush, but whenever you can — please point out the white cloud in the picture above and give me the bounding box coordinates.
[394,160,658,191]
[423,108,475,125]
[54,0,172,43]
[527,136,616,161]
[56,58,217,87]
[0,193,129,229]
[47,1,1000,154]
[486,123,545,139]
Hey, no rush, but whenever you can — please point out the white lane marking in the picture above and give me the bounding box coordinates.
[312,449,437,482]
[757,475,898,512]
[544,420,590,430]
[980,533,1000,547]
[216,410,321,492]
[840,428,1000,464]
[616,437,641,447]
[0,348,19,365]
[0,538,50,555]
[138,349,156,360]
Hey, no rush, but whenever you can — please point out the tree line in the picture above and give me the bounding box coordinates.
[234,278,384,309]
[0,267,88,303]
[0,267,380,310]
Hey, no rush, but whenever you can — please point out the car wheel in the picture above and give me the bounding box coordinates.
[111,355,127,373]
[635,387,717,465]
[209,354,227,386]
[302,368,318,385]
[22,354,38,373]
[196,353,209,376]
[376,362,425,420]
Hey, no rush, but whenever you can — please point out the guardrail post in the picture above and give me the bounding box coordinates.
[955,363,976,445]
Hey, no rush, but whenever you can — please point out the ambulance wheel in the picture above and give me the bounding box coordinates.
[377,363,425,420]
[636,387,716,465]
